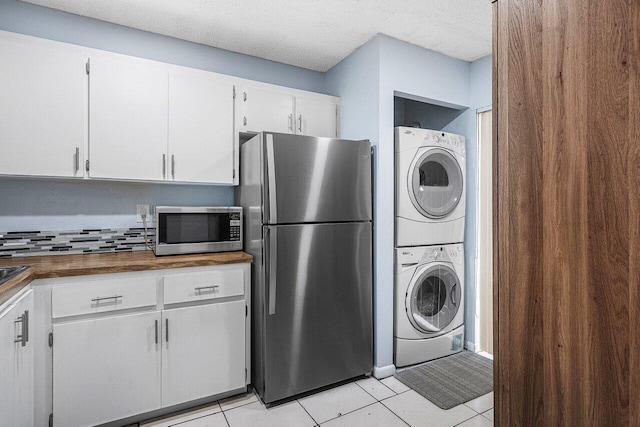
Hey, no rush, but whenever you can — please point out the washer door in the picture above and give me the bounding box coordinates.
[408,148,463,219]
[406,263,460,333]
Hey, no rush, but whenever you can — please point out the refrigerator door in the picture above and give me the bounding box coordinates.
[260,222,373,404]
[263,133,372,224]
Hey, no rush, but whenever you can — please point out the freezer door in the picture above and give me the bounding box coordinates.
[261,223,373,404]
[263,133,372,224]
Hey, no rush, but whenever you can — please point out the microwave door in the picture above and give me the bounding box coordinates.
[154,209,242,255]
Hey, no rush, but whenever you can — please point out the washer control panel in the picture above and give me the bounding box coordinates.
[395,244,463,267]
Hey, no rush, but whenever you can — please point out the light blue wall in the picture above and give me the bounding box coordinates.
[395,98,466,131]
[325,37,381,143]
[0,178,234,231]
[377,35,471,372]
[325,37,384,369]
[0,0,326,231]
[327,34,481,375]
[470,55,492,110]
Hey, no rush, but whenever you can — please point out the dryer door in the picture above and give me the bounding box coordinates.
[406,263,461,333]
[408,148,463,218]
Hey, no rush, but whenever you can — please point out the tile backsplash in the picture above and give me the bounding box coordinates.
[0,228,155,258]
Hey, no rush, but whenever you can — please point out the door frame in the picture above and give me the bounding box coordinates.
[475,106,493,355]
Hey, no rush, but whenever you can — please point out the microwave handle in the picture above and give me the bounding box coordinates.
[265,134,277,224]
[266,227,277,315]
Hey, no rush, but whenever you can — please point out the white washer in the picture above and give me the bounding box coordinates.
[394,244,464,367]
[395,127,466,247]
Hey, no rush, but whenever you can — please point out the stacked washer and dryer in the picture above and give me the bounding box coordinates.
[394,127,466,367]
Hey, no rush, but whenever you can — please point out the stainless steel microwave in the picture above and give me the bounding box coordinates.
[153,206,242,256]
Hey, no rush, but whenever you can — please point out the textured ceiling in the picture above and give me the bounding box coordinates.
[22,0,492,72]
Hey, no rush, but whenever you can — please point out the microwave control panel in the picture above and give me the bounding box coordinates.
[230,212,241,240]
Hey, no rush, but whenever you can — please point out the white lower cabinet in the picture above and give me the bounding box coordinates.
[162,301,246,407]
[52,311,162,427]
[48,264,249,427]
[0,290,34,427]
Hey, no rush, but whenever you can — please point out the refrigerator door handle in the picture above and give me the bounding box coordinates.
[265,134,277,223]
[267,228,277,315]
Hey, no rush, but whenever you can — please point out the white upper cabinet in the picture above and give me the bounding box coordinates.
[295,95,339,138]
[89,54,169,181]
[0,31,342,184]
[243,86,295,134]
[0,35,86,178]
[168,70,235,184]
[241,85,340,138]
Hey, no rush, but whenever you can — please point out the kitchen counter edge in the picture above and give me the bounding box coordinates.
[0,251,253,307]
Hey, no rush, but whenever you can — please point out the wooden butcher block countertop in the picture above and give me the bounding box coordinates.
[0,251,252,306]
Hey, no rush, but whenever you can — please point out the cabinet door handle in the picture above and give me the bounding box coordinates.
[195,285,219,292]
[14,310,28,347]
[162,154,166,178]
[288,114,293,131]
[91,295,122,303]
[165,318,169,342]
[171,155,175,179]
[75,147,80,173]
[297,115,302,133]
[154,319,158,344]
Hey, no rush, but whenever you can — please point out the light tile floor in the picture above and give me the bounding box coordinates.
[141,377,494,427]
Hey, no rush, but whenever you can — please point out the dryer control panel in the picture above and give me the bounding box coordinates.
[395,127,466,156]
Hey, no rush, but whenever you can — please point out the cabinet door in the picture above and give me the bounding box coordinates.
[53,311,162,427]
[0,36,86,178]
[89,55,168,181]
[0,303,17,426]
[243,86,294,134]
[161,301,246,407]
[12,291,34,427]
[168,70,234,184]
[0,290,34,427]
[295,95,339,138]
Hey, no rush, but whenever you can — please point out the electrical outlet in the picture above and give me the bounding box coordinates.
[136,204,150,223]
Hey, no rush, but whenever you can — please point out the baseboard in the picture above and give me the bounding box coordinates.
[465,341,476,352]
[478,351,494,360]
[373,364,396,379]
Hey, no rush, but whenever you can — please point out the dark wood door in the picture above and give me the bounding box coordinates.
[493,0,640,425]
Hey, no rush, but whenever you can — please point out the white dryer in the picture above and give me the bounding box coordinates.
[394,244,464,367]
[395,127,466,247]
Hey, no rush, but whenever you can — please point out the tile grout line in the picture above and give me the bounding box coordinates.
[219,393,259,413]
[220,409,231,427]
[295,399,321,426]
[315,401,379,426]
[453,414,481,427]
[376,399,412,427]
[379,388,410,401]
[145,402,222,427]
[480,408,493,421]
[353,378,397,401]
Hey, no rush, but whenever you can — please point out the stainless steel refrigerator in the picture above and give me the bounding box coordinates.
[237,132,373,405]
